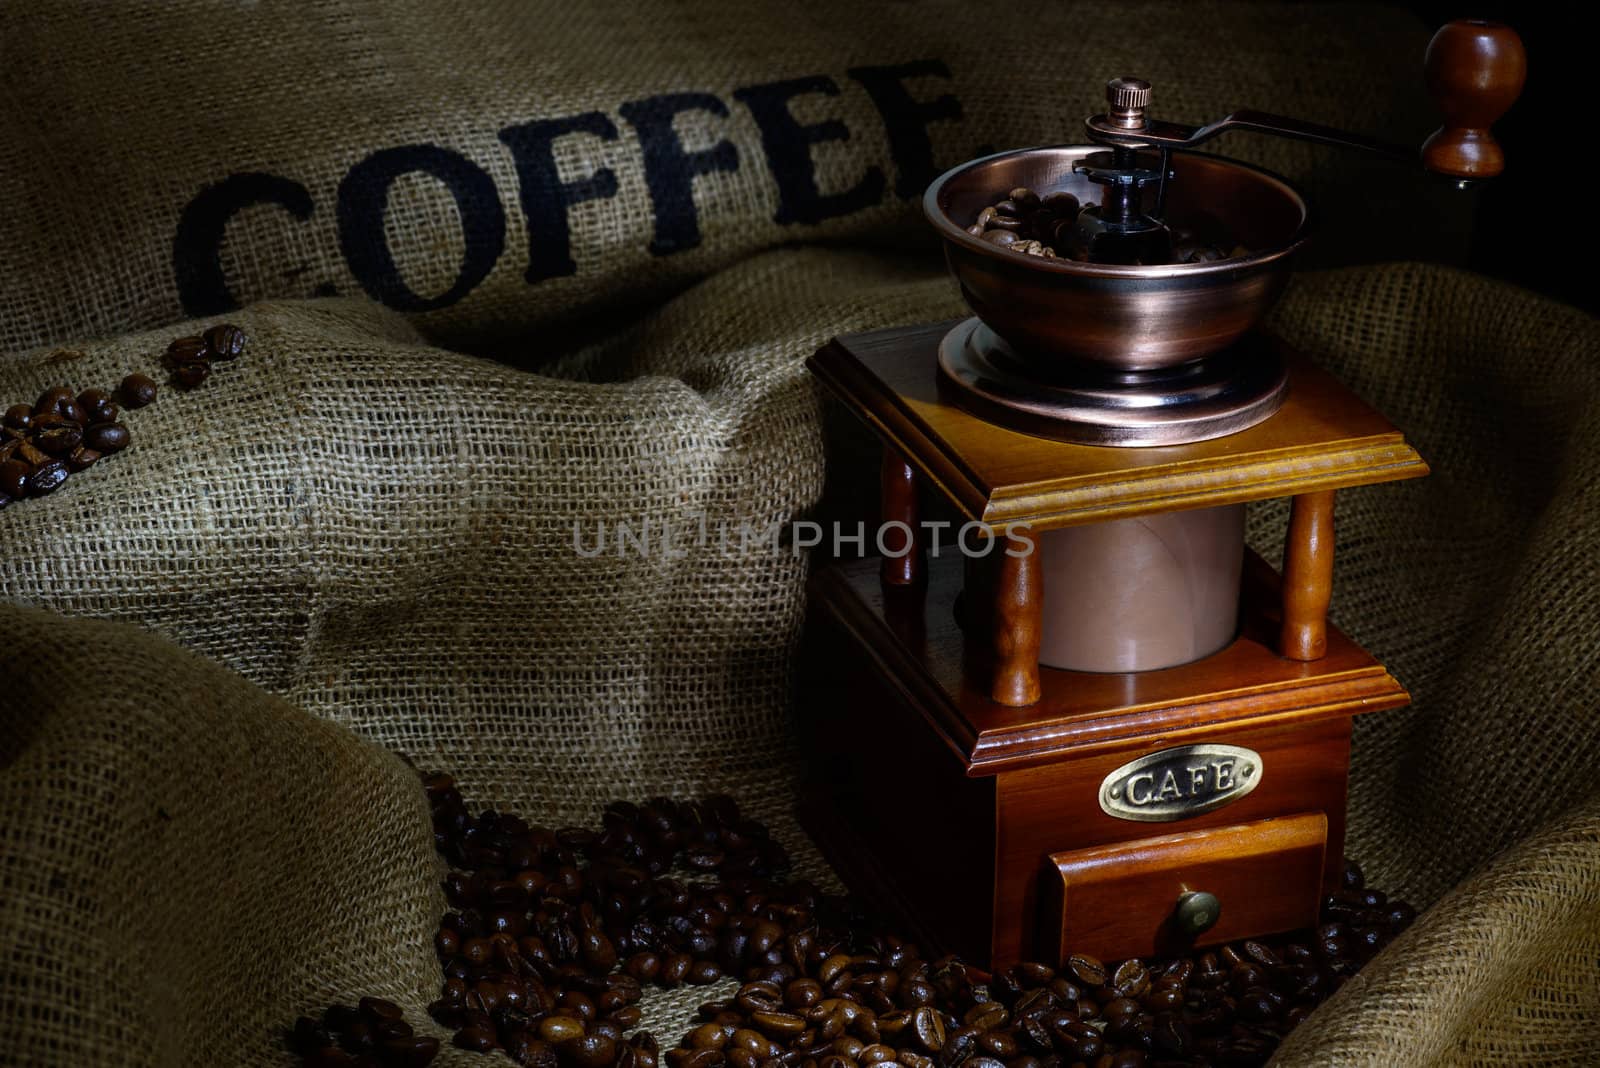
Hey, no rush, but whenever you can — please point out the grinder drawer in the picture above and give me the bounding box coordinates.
[1041,812,1326,963]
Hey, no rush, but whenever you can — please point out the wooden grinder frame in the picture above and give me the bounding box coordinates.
[798,319,1427,968]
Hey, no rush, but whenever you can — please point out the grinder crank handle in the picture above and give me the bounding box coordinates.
[1084,18,1526,180]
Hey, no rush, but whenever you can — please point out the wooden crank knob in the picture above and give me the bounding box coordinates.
[1174,891,1222,937]
[1421,18,1527,180]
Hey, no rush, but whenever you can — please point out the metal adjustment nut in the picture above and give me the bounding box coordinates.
[1174,890,1221,936]
[1105,77,1152,129]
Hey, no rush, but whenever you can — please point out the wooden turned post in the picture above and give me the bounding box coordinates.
[1281,490,1336,661]
[880,448,922,588]
[991,535,1043,706]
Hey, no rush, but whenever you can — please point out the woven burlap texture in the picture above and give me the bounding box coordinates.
[3,257,1598,1067]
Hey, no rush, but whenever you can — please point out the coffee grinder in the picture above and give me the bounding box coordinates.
[798,20,1525,967]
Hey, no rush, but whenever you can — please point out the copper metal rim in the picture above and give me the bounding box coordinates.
[936,318,1288,447]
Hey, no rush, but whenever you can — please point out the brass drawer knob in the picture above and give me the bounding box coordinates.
[1174,891,1221,936]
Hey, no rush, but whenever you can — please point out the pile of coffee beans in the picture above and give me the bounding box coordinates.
[965,187,1247,266]
[0,378,140,505]
[290,999,441,1067]
[0,323,244,509]
[166,322,246,389]
[288,774,1414,1068]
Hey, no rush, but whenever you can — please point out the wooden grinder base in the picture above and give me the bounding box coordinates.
[799,320,1427,969]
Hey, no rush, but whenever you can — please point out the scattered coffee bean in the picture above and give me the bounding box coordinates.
[25,459,68,496]
[76,389,116,423]
[0,323,230,504]
[119,373,158,409]
[0,459,27,498]
[167,336,209,364]
[174,362,210,389]
[83,422,130,454]
[33,422,82,457]
[204,323,248,360]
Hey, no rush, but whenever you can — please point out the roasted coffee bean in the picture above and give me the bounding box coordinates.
[168,336,209,364]
[290,1016,334,1053]
[1008,187,1040,211]
[687,959,724,984]
[1066,954,1107,988]
[25,459,68,496]
[662,953,693,987]
[1112,960,1149,999]
[750,1011,805,1039]
[357,997,403,1022]
[981,229,1018,247]
[3,404,32,430]
[541,1016,587,1043]
[454,1024,499,1052]
[1241,941,1280,967]
[1015,1016,1051,1053]
[976,1031,1017,1058]
[119,373,158,409]
[203,323,247,360]
[377,1034,440,1067]
[1142,985,1183,1011]
[963,1002,1007,1032]
[1011,961,1054,988]
[33,386,79,421]
[1341,860,1365,891]
[338,1017,376,1053]
[1228,963,1268,994]
[174,361,210,388]
[564,1035,619,1068]
[1237,988,1278,1022]
[625,951,662,982]
[76,389,117,423]
[1040,191,1080,215]
[84,422,130,454]
[737,982,784,1015]
[33,422,81,456]
[911,1006,945,1052]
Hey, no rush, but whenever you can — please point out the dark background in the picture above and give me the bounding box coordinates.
[1394,4,1585,310]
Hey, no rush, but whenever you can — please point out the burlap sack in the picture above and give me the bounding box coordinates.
[0,0,1469,356]
[0,603,453,1065]
[4,252,1599,1066]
